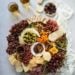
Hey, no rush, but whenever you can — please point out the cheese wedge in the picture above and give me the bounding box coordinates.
[43,52,51,62]
[8,54,17,65]
[15,61,23,72]
[22,63,30,72]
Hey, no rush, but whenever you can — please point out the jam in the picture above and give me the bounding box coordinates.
[34,43,43,54]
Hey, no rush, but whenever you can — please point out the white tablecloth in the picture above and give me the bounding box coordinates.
[0,0,75,75]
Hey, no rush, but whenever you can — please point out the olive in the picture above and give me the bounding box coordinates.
[44,3,56,15]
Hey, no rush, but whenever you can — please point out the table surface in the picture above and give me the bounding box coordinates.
[0,0,75,75]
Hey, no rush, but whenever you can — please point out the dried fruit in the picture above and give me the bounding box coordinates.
[49,47,58,55]
[37,31,48,43]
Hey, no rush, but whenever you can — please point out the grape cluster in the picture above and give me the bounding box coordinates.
[6,20,29,55]
[10,20,28,36]
[45,50,66,73]
[16,44,33,65]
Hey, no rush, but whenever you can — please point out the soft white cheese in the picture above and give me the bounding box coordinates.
[43,52,51,62]
[48,26,65,42]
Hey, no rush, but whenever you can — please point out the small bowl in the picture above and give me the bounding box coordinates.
[8,2,19,12]
[44,2,57,17]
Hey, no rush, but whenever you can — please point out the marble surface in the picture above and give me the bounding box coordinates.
[0,0,75,75]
